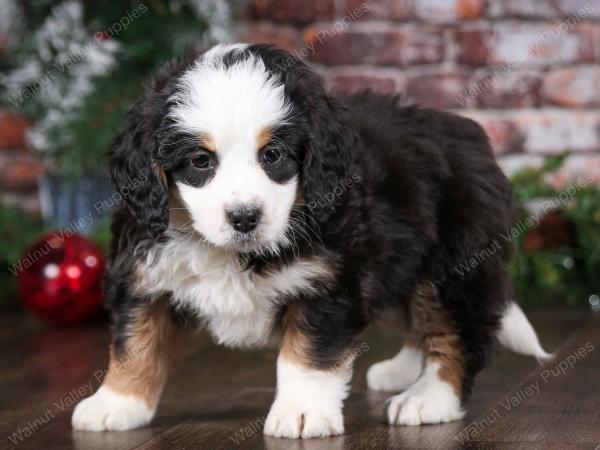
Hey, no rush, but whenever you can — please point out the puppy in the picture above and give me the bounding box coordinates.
[72,44,550,437]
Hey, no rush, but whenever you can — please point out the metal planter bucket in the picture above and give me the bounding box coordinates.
[38,174,114,235]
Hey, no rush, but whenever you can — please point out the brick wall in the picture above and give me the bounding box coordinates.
[239,0,600,185]
[0,111,44,215]
[1,0,599,216]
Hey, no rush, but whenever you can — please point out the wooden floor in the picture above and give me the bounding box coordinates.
[0,309,598,450]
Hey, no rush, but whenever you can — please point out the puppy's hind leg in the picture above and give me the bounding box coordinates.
[367,336,423,392]
[386,268,506,426]
[386,283,467,426]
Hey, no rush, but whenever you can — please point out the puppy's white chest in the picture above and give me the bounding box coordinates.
[135,238,330,348]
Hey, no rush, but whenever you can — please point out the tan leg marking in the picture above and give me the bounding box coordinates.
[103,299,186,408]
[279,302,309,365]
[412,282,465,397]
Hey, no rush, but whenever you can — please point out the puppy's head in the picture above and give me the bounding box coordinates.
[110,44,355,253]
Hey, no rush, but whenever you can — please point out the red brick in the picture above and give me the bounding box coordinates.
[580,23,600,62]
[457,28,492,66]
[487,0,558,18]
[0,111,30,150]
[342,0,409,21]
[307,27,445,66]
[481,119,522,155]
[460,22,594,68]
[543,67,600,107]
[498,154,545,177]
[544,154,600,188]
[579,23,597,63]
[488,23,591,67]
[557,0,600,19]
[457,0,486,19]
[405,72,469,109]
[0,154,45,191]
[514,110,600,154]
[459,112,523,154]
[412,0,456,22]
[248,0,336,24]
[306,30,398,66]
[411,0,485,22]
[0,192,41,216]
[330,71,399,94]
[400,27,447,66]
[276,0,335,23]
[236,24,301,52]
[472,71,542,108]
[245,0,270,19]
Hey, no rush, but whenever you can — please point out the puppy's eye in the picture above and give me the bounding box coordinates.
[191,153,213,170]
[261,147,283,166]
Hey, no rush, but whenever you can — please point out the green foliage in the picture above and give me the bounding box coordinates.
[510,157,600,308]
[0,206,45,266]
[0,205,45,303]
[91,216,113,252]
[567,187,600,302]
[510,153,569,204]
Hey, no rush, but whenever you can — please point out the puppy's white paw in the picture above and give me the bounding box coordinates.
[72,386,155,431]
[367,360,419,392]
[264,398,344,438]
[264,356,350,439]
[386,366,464,426]
[367,346,423,392]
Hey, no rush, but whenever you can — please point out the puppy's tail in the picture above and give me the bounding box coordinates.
[497,302,553,362]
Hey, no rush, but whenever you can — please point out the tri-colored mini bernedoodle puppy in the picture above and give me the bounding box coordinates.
[72,44,551,437]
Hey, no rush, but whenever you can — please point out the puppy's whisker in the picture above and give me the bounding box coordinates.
[289,218,317,255]
[290,208,323,248]
[291,207,323,236]
[288,226,300,259]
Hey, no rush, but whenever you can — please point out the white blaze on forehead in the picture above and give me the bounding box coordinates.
[168,44,291,151]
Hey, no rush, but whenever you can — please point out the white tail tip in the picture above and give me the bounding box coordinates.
[497,302,553,362]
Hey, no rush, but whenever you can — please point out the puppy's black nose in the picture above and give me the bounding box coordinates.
[226,206,261,233]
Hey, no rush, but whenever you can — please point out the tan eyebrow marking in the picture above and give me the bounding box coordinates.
[199,133,217,152]
[258,128,272,151]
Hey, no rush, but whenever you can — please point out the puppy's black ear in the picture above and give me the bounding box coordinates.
[246,45,356,221]
[292,66,357,222]
[109,87,169,237]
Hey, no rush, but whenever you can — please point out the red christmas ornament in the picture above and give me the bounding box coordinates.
[17,233,105,325]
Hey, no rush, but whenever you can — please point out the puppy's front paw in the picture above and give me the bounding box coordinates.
[72,386,155,431]
[264,399,344,439]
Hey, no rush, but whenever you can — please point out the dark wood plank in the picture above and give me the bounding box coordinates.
[0,329,217,450]
[450,314,600,449]
[0,309,595,450]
